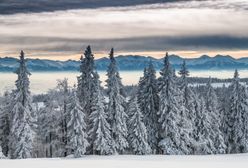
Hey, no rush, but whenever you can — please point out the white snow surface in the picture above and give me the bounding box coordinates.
[190,82,246,88]
[0,154,248,168]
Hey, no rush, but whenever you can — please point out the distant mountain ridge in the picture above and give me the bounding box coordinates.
[0,54,248,72]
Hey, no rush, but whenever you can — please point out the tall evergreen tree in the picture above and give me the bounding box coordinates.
[89,74,112,155]
[67,90,88,157]
[78,46,95,103]
[77,45,96,116]
[77,45,98,153]
[178,60,197,154]
[205,78,226,154]
[128,96,151,154]
[225,70,248,153]
[137,62,159,153]
[106,48,128,154]
[9,51,35,159]
[158,52,192,155]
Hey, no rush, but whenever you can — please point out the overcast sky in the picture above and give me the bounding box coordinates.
[0,0,248,60]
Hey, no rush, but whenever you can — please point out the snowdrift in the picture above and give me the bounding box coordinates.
[0,154,248,168]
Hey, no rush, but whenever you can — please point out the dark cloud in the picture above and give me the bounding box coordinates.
[162,0,248,11]
[1,0,247,15]
[0,0,188,14]
[1,35,248,56]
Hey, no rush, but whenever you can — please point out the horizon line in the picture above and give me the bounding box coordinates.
[1,53,247,62]
[1,50,248,61]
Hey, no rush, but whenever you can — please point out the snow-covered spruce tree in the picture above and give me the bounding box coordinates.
[178,61,195,113]
[9,50,35,159]
[194,95,215,154]
[77,45,96,108]
[137,62,159,153]
[128,96,151,154]
[157,52,192,155]
[0,91,12,157]
[89,73,112,155]
[67,90,89,157]
[225,70,248,153]
[106,48,128,154]
[178,60,197,154]
[205,78,226,154]
[77,45,98,154]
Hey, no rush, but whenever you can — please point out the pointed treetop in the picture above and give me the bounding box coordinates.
[178,60,189,78]
[160,51,173,78]
[109,48,114,60]
[164,52,170,68]
[234,69,239,79]
[17,50,31,76]
[20,50,24,60]
[141,66,148,78]
[86,45,91,52]
[84,45,93,59]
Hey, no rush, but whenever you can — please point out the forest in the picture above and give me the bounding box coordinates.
[0,46,247,159]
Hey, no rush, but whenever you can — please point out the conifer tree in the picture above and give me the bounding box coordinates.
[137,62,159,153]
[77,45,98,153]
[225,70,248,153]
[77,45,96,117]
[9,51,35,159]
[158,52,192,155]
[89,74,112,155]
[67,90,88,157]
[128,96,151,154]
[78,46,95,102]
[178,60,197,154]
[205,78,226,154]
[106,48,128,154]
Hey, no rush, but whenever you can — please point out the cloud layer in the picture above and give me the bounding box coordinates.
[0,0,247,58]
[0,0,189,14]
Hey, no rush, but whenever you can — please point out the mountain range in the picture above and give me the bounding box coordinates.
[0,54,248,72]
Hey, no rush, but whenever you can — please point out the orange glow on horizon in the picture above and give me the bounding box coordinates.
[1,50,248,61]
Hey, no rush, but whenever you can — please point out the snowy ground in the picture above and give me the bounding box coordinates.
[190,82,247,88]
[1,154,248,168]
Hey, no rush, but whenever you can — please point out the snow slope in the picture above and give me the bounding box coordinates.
[0,154,248,168]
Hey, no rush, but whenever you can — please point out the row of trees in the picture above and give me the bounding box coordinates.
[0,47,248,159]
